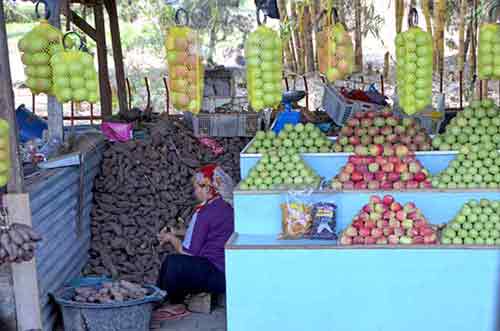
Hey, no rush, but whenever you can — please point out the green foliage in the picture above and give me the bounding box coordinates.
[3,1,36,24]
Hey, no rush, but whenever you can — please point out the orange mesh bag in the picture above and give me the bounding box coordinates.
[17,0,65,95]
[317,8,354,82]
[166,9,205,114]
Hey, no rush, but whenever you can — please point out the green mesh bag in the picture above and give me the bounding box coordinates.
[245,10,283,112]
[17,1,65,95]
[478,5,500,80]
[51,32,99,104]
[165,9,204,114]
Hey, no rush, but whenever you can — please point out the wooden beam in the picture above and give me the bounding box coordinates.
[0,0,24,193]
[66,9,97,42]
[105,0,128,114]
[47,0,64,142]
[94,3,112,118]
[4,194,43,330]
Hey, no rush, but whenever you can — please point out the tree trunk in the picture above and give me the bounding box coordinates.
[433,0,446,72]
[311,0,321,71]
[464,20,472,71]
[277,0,296,72]
[290,1,304,74]
[421,0,433,36]
[354,0,362,72]
[395,0,404,34]
[457,0,467,72]
[302,4,315,73]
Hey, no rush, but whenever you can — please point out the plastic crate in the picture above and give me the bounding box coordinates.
[392,94,445,135]
[321,83,383,126]
[186,112,262,137]
[52,281,164,331]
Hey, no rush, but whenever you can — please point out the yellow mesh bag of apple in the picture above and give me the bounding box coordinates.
[316,8,354,82]
[0,120,10,187]
[245,8,283,111]
[165,8,204,114]
[17,0,65,95]
[395,8,433,115]
[478,4,500,80]
[50,32,99,104]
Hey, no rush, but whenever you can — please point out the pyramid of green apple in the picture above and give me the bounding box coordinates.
[239,150,321,190]
[244,123,333,154]
[441,199,500,246]
[432,144,500,189]
[432,99,500,150]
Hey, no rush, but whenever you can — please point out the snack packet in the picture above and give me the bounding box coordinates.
[306,202,337,240]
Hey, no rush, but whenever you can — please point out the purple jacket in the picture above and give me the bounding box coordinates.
[182,197,234,272]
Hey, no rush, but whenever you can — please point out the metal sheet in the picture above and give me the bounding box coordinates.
[26,141,104,331]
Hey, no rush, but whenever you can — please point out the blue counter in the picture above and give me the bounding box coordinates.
[225,189,500,331]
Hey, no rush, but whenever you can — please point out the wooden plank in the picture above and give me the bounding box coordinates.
[105,0,128,114]
[47,0,64,142]
[67,9,97,42]
[0,0,24,193]
[3,194,43,330]
[94,3,112,118]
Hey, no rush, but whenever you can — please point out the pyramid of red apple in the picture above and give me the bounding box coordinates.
[330,144,432,190]
[339,195,438,245]
[332,109,432,153]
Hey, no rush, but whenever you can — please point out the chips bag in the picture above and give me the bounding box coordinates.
[245,11,283,112]
[51,32,99,104]
[306,202,337,240]
[317,8,354,82]
[166,9,204,114]
[0,120,10,187]
[395,8,433,115]
[17,1,65,95]
[279,191,313,239]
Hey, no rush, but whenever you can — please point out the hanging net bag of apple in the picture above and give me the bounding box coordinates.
[478,4,500,80]
[395,8,433,115]
[17,0,65,95]
[165,8,205,114]
[245,7,283,112]
[51,32,99,104]
[316,8,354,82]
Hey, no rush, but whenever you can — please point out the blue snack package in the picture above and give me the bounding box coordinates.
[307,202,337,240]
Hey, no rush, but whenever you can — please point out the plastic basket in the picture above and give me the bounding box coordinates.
[321,83,383,126]
[51,282,164,331]
[186,112,262,137]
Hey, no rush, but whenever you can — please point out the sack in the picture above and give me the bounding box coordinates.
[166,9,204,114]
[245,24,283,111]
[317,9,354,82]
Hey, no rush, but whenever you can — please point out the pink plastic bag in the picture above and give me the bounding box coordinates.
[101,122,133,142]
[198,137,224,156]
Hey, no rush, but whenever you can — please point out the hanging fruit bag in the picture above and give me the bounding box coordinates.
[17,0,65,95]
[245,8,283,112]
[317,8,354,82]
[165,9,204,114]
[50,32,99,104]
[0,120,10,187]
[478,5,500,80]
[395,8,433,115]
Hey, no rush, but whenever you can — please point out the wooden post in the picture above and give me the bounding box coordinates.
[3,194,43,331]
[94,2,113,118]
[0,0,23,194]
[47,0,64,142]
[105,0,128,114]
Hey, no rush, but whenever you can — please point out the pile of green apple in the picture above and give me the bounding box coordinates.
[432,99,500,150]
[245,25,283,111]
[395,26,433,115]
[478,23,500,80]
[432,144,500,189]
[441,199,500,245]
[239,151,321,191]
[245,123,333,154]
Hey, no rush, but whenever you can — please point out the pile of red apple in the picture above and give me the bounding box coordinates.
[332,109,432,153]
[339,195,438,245]
[330,144,432,190]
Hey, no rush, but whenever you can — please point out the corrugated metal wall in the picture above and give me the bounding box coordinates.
[25,140,104,331]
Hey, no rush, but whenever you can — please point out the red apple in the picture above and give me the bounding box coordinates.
[381,181,393,190]
[393,228,405,237]
[344,226,358,237]
[341,126,354,136]
[376,237,388,245]
[349,136,361,145]
[363,172,375,182]
[368,181,380,190]
[389,219,401,228]
[371,228,383,238]
[340,235,353,245]
[375,156,388,166]
[366,111,377,119]
[377,220,389,228]
[354,112,364,120]
[353,236,365,245]
[388,172,401,182]
[396,210,407,221]
[395,145,409,157]
[353,219,365,228]
[369,144,384,157]
[414,172,427,182]
[359,227,371,237]
[343,181,354,190]
[367,127,380,136]
[420,227,434,237]
[354,182,368,189]
[358,212,369,221]
[369,195,382,204]
[413,236,425,244]
[395,163,408,173]
[390,202,402,212]
[393,181,405,190]
[407,228,419,237]
[364,236,377,245]
[351,171,363,182]
[354,127,367,137]
[386,134,398,143]
[374,171,387,182]
[383,210,395,220]
[347,118,360,127]
[344,163,355,173]
[382,195,394,206]
[383,227,395,236]
[365,220,376,229]
[388,234,400,244]
[403,202,416,213]
[424,233,437,244]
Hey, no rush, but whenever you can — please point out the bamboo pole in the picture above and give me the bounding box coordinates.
[302,3,315,73]
[433,0,446,72]
[457,0,467,72]
[354,0,362,72]
[395,0,404,34]
[277,0,295,72]
[290,1,304,74]
[421,0,433,35]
